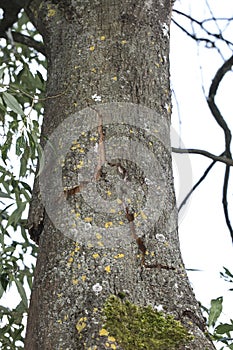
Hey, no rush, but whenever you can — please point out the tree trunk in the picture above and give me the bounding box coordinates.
[25,1,215,349]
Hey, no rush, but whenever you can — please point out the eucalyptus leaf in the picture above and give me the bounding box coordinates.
[2,91,24,115]
[14,278,28,309]
[0,191,12,199]
[16,135,26,156]
[0,281,4,298]
[19,146,30,177]
[208,297,223,327]
[7,202,27,227]
[215,323,233,334]
[0,66,5,80]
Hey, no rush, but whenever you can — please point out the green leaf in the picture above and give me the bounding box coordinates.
[20,188,31,202]
[0,66,5,80]
[14,278,28,309]
[0,191,12,199]
[21,181,32,192]
[19,145,30,177]
[15,135,26,156]
[0,281,4,298]
[15,300,26,314]
[7,202,27,227]
[26,274,33,290]
[215,323,233,334]
[2,91,24,115]
[208,297,223,327]
[0,95,6,114]
[0,273,9,291]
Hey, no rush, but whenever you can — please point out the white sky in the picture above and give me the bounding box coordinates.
[170,0,233,346]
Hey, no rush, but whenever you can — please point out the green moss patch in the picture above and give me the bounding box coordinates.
[103,295,193,350]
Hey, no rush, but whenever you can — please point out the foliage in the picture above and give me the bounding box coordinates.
[200,268,233,350]
[0,10,46,349]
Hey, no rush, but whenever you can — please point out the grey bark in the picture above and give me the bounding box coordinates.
[24,0,215,349]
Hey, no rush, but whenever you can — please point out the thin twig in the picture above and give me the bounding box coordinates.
[172,147,233,166]
[222,165,233,241]
[178,153,224,212]
[207,54,233,242]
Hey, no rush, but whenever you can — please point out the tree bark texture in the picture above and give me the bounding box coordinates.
[25,1,215,349]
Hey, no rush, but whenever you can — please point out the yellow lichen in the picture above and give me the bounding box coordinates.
[96,233,102,240]
[105,265,111,273]
[47,4,56,18]
[114,253,124,259]
[84,217,93,222]
[76,317,87,333]
[99,328,109,336]
[74,160,84,169]
[140,211,147,220]
[90,135,97,141]
[108,336,116,342]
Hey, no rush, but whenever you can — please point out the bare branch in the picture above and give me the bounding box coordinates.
[1,31,46,56]
[178,153,224,212]
[0,0,45,55]
[172,9,233,47]
[207,55,233,241]
[0,1,22,36]
[222,165,233,242]
[207,55,233,154]
[208,55,233,150]
[171,18,216,48]
[172,147,233,166]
